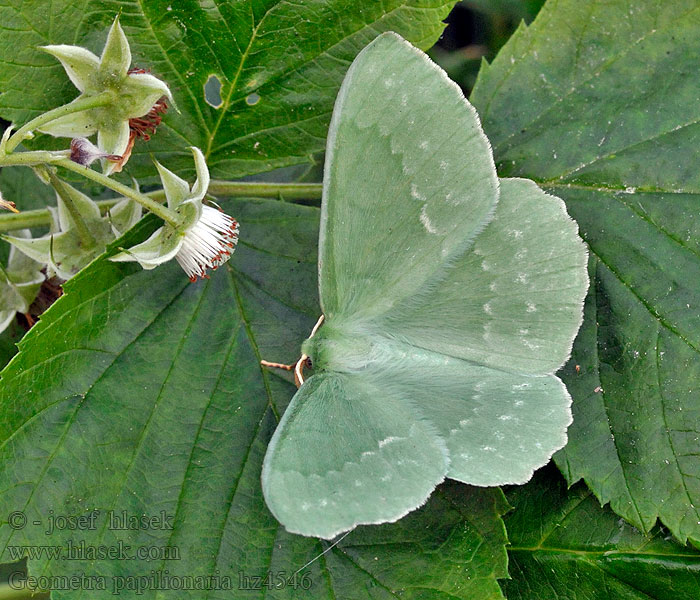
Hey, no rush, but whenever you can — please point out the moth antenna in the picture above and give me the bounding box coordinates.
[309,314,325,336]
[294,354,309,387]
[289,530,352,579]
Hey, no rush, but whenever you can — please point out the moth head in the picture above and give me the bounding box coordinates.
[300,335,324,371]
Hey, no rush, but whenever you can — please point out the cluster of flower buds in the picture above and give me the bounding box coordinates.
[0,17,240,333]
[38,17,173,174]
[3,177,142,281]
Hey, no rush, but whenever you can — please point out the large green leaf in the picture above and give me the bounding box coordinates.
[0,198,508,599]
[0,559,50,599]
[0,0,454,179]
[502,466,700,600]
[0,320,25,372]
[471,0,700,544]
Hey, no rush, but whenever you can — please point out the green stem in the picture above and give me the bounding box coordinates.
[0,197,157,232]
[208,181,322,200]
[0,206,62,231]
[55,159,180,228]
[4,91,115,153]
[0,150,67,167]
[46,171,98,249]
[0,181,323,233]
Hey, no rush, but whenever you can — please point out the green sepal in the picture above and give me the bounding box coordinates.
[156,147,208,217]
[121,72,172,115]
[0,229,45,333]
[108,198,142,237]
[56,183,102,230]
[2,229,45,309]
[2,234,53,267]
[97,120,130,171]
[37,105,98,138]
[177,199,201,229]
[155,161,190,210]
[40,44,99,93]
[110,226,183,269]
[0,310,16,334]
[98,17,131,81]
[189,146,210,203]
[0,125,13,154]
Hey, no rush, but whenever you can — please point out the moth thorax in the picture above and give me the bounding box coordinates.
[301,328,373,373]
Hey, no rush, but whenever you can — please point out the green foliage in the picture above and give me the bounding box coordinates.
[0,0,699,597]
[0,199,508,599]
[0,319,25,371]
[0,0,454,180]
[431,0,545,94]
[0,559,51,599]
[503,466,700,600]
[471,0,700,546]
[464,0,543,19]
[0,168,55,216]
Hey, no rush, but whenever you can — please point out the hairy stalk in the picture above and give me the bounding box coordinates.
[208,181,322,200]
[0,151,67,166]
[0,181,322,232]
[4,91,115,153]
[54,158,180,228]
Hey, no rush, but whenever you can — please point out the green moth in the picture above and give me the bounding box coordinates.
[261,32,589,539]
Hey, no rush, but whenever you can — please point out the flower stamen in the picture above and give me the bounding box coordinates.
[128,95,168,141]
[175,205,239,282]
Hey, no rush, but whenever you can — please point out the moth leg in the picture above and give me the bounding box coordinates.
[260,360,295,371]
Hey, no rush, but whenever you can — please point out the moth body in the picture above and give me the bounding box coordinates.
[261,32,588,540]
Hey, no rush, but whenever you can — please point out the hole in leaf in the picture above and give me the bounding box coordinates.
[246,93,261,106]
[204,75,223,108]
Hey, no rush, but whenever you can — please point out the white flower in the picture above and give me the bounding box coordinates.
[110,147,239,281]
[174,204,239,281]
